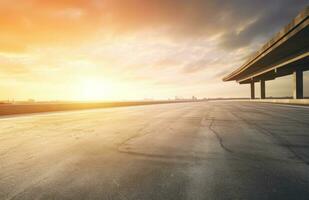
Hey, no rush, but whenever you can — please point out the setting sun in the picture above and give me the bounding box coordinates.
[75,78,112,101]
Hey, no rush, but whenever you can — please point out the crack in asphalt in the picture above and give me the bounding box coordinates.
[229,110,309,166]
[112,179,129,200]
[117,124,152,154]
[208,118,234,153]
[244,105,309,127]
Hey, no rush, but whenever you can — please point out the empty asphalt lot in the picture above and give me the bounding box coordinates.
[0,101,309,200]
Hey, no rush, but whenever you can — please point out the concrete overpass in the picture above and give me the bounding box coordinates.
[223,7,309,99]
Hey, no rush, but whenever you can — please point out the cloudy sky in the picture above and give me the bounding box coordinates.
[0,0,308,101]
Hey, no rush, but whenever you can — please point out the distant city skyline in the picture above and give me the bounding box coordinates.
[0,1,308,101]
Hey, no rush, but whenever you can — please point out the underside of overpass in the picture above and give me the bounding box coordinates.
[223,7,309,99]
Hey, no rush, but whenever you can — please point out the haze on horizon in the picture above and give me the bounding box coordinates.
[0,0,308,101]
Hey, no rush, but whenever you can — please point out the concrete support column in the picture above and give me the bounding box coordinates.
[250,81,255,99]
[293,70,303,99]
[260,80,266,99]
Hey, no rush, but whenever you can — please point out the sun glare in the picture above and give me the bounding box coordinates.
[76,78,112,101]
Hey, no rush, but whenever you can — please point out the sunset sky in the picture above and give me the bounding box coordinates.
[0,0,308,101]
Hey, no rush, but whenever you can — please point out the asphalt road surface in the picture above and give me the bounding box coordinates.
[1,101,309,200]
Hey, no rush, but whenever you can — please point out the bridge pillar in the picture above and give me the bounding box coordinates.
[260,80,266,99]
[250,81,255,99]
[293,70,303,99]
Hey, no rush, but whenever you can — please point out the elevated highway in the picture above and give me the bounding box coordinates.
[223,7,309,99]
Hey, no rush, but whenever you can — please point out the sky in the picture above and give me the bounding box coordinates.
[0,0,308,101]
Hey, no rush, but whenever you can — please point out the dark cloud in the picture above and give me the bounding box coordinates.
[219,0,308,49]
[99,0,308,49]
